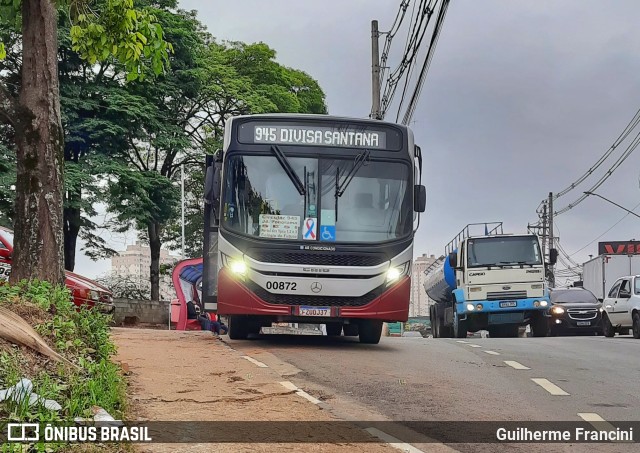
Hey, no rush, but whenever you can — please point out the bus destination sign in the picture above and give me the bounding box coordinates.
[239,123,390,149]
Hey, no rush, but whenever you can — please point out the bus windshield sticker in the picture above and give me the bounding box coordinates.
[320,225,336,242]
[259,214,300,239]
[307,204,317,217]
[303,218,317,240]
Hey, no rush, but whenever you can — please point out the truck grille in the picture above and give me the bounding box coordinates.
[247,251,386,267]
[246,281,384,307]
[486,291,527,301]
[567,308,598,320]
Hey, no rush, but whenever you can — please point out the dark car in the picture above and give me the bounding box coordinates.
[548,288,603,335]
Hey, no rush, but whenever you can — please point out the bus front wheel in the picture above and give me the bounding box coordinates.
[228,315,249,340]
[359,320,383,344]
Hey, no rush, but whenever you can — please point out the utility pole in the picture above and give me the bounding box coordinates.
[370,20,382,120]
[541,202,548,260]
[548,192,555,287]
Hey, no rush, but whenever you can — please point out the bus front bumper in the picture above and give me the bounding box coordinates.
[216,268,410,322]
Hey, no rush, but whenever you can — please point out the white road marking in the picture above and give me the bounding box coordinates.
[504,360,530,370]
[467,344,482,348]
[484,350,500,355]
[456,340,470,344]
[279,381,321,404]
[296,389,321,405]
[531,378,569,395]
[578,413,632,443]
[365,427,425,453]
[279,381,298,391]
[242,356,268,368]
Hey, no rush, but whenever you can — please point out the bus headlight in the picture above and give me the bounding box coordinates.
[230,261,247,275]
[466,303,475,311]
[221,253,247,276]
[386,261,411,285]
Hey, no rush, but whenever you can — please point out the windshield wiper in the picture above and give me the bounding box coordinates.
[271,145,305,196]
[334,150,371,222]
[335,150,371,198]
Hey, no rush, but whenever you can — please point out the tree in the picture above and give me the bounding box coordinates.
[0,0,171,284]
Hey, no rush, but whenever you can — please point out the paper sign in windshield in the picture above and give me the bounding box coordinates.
[259,215,300,239]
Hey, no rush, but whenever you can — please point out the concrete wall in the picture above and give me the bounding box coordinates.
[112,298,170,326]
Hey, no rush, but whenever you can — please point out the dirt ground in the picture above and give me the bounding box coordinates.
[111,328,394,453]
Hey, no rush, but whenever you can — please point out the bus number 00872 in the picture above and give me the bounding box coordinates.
[266,281,297,291]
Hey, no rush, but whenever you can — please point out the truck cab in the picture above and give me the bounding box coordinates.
[426,223,556,338]
[602,275,640,338]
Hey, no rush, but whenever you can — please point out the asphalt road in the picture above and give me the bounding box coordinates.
[228,333,640,452]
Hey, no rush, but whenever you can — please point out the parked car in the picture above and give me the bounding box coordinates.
[0,226,114,313]
[547,288,603,335]
[602,275,640,338]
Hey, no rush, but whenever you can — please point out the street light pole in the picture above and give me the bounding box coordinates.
[584,191,640,219]
[181,163,185,259]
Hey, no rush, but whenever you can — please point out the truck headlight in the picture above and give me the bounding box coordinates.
[466,303,475,311]
[89,290,100,301]
[551,306,565,315]
[386,261,411,284]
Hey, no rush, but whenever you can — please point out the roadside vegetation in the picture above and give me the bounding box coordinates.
[0,280,128,452]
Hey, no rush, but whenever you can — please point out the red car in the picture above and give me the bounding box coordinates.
[0,226,114,313]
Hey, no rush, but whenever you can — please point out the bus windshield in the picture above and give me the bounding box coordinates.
[467,236,542,267]
[221,154,412,243]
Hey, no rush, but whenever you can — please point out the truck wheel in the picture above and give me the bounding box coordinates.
[343,324,359,336]
[633,312,640,339]
[531,313,549,337]
[227,315,249,340]
[453,310,468,338]
[326,323,343,336]
[359,320,383,344]
[430,306,439,338]
[602,315,615,338]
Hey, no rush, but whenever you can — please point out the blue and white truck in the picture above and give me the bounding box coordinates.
[424,223,556,338]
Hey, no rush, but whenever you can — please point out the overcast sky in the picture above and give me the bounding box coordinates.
[76,0,640,286]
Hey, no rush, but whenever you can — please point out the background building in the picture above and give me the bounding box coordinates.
[410,253,442,317]
[111,241,178,300]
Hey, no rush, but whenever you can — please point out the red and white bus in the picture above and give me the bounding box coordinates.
[202,114,425,344]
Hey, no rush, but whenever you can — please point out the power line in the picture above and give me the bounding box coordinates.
[554,106,640,200]
[380,0,437,119]
[401,0,450,125]
[568,199,640,257]
[554,129,640,215]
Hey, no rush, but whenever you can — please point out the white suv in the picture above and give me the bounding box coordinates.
[602,275,640,338]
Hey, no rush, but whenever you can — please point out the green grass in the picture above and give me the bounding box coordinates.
[0,280,130,452]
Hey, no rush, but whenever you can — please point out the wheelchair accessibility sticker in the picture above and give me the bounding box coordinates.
[320,225,336,242]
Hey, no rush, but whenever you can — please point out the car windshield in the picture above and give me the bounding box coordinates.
[467,236,542,267]
[221,154,411,243]
[550,289,598,304]
[0,228,14,248]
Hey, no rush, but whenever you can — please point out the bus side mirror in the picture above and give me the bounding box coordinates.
[448,252,457,268]
[549,248,558,266]
[414,185,426,213]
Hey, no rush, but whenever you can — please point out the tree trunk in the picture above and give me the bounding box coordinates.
[63,203,81,271]
[148,222,161,301]
[10,0,65,284]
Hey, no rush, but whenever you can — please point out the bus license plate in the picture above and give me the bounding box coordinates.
[299,306,331,317]
[499,301,517,308]
[577,321,591,326]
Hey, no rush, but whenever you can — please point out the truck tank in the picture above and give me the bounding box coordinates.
[423,254,456,304]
